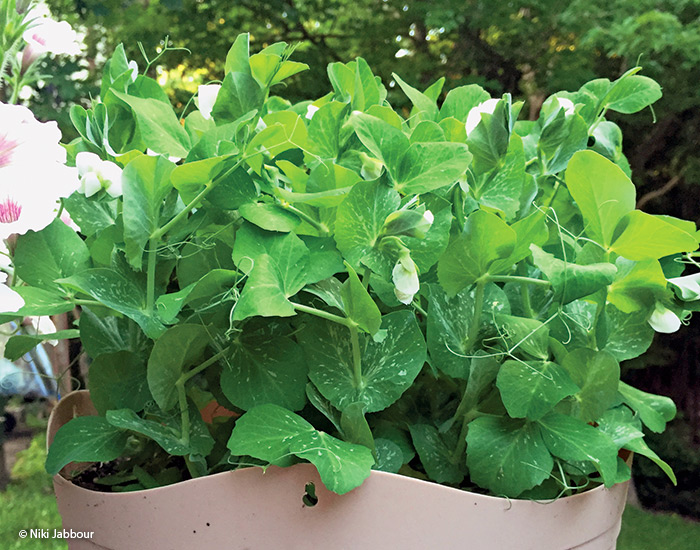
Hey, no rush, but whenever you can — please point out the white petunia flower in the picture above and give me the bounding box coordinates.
[647,303,682,334]
[197,84,221,120]
[75,152,123,198]
[0,103,78,239]
[465,98,500,136]
[0,272,24,313]
[392,252,420,305]
[22,18,82,69]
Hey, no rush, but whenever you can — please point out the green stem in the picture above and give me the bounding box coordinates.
[452,408,479,463]
[146,238,157,311]
[362,267,372,291]
[518,265,535,319]
[279,202,330,236]
[453,184,466,230]
[290,302,353,327]
[545,178,562,209]
[464,280,486,353]
[181,346,232,384]
[349,323,364,389]
[151,159,244,241]
[176,379,190,447]
[72,299,106,308]
[487,275,550,287]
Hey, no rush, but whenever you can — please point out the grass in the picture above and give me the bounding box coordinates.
[1,434,698,549]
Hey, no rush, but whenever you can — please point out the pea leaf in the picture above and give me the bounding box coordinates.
[220,333,308,411]
[79,308,150,359]
[14,219,91,294]
[537,413,619,487]
[439,84,490,122]
[437,210,517,295]
[496,314,550,360]
[238,202,301,232]
[307,101,348,159]
[409,424,464,484]
[89,351,151,415]
[147,324,210,411]
[560,349,620,423]
[395,142,472,194]
[46,416,129,475]
[610,211,698,261]
[111,90,191,157]
[618,382,676,433]
[473,134,526,219]
[565,150,635,247]
[466,416,553,497]
[298,310,426,413]
[530,245,617,304]
[211,71,263,124]
[340,263,381,335]
[340,402,375,454]
[349,112,409,180]
[4,330,79,361]
[497,360,579,420]
[334,180,401,269]
[624,437,676,485]
[605,75,662,114]
[601,304,655,361]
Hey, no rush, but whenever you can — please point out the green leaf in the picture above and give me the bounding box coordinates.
[59,269,166,338]
[46,416,129,475]
[496,314,550,360]
[4,330,76,362]
[79,308,149,359]
[601,304,655,361]
[439,84,490,122]
[340,402,375,454]
[392,73,439,121]
[211,71,263,124]
[233,232,310,320]
[122,154,176,268]
[437,210,517,295]
[409,424,464,484]
[607,259,667,313]
[298,310,426,412]
[62,193,118,237]
[224,33,251,74]
[466,416,553,497]
[565,150,635,247]
[624,437,676,485]
[618,382,676,433]
[238,202,301,232]
[2,287,74,318]
[88,351,151,415]
[497,360,579,420]
[13,219,91,293]
[349,112,409,177]
[340,263,381,335]
[605,75,662,114]
[106,409,198,456]
[538,413,619,487]
[111,90,191,158]
[530,245,617,304]
[395,142,472,194]
[307,101,348,159]
[374,439,403,473]
[289,430,374,495]
[610,211,698,261]
[334,180,401,269]
[220,332,308,411]
[467,100,509,173]
[473,134,526,219]
[561,349,620,422]
[228,403,314,467]
[538,111,588,174]
[147,324,210,410]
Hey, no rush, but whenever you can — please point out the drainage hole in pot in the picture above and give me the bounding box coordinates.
[302,482,318,507]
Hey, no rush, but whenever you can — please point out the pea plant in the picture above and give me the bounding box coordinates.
[5,33,698,498]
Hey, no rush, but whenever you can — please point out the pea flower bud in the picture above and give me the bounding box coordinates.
[76,152,123,198]
[392,250,420,305]
[647,303,681,334]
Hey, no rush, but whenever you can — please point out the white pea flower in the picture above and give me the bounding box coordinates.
[0,103,78,239]
[417,210,434,234]
[22,18,82,69]
[465,98,500,136]
[647,303,682,334]
[197,84,221,120]
[146,149,182,164]
[0,272,24,313]
[392,252,420,305]
[555,97,576,116]
[76,152,123,198]
[27,315,58,346]
[305,104,319,120]
[668,273,700,301]
[128,60,139,82]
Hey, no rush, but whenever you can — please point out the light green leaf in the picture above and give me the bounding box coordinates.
[474,134,525,219]
[466,416,553,497]
[437,210,517,295]
[122,154,176,268]
[607,259,667,313]
[147,324,210,410]
[238,202,301,232]
[610,211,698,261]
[4,330,79,361]
[530,245,616,304]
[299,310,426,412]
[334,180,401,269]
[602,304,655,361]
[439,84,490,122]
[46,416,129,475]
[211,71,263,124]
[111,90,191,157]
[392,73,438,121]
[224,33,251,74]
[605,75,662,114]
[395,142,472,194]
[497,360,579,420]
[220,333,308,411]
[538,412,619,487]
[561,349,620,422]
[565,150,635,247]
[624,436,676,485]
[340,263,381,335]
[307,101,348,159]
[349,112,409,177]
[374,439,403,473]
[467,100,509,173]
[538,111,588,174]
[497,314,550,360]
[14,219,91,293]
